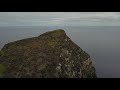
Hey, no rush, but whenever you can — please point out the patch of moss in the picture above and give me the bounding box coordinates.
[0,51,6,57]
[0,64,5,78]
[8,56,17,60]
[47,39,58,47]
[0,50,10,58]
[48,29,65,37]
[47,41,57,47]
[0,51,17,60]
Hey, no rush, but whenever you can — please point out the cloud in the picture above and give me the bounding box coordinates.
[0,12,120,26]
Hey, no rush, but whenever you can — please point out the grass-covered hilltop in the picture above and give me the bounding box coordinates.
[0,29,97,78]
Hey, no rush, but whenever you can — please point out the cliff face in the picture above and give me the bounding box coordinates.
[0,29,97,78]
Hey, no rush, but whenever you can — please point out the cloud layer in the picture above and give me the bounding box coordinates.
[0,12,120,26]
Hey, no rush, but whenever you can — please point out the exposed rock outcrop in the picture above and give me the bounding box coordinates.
[0,29,97,78]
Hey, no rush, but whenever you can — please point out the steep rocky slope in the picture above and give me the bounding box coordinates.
[0,29,97,78]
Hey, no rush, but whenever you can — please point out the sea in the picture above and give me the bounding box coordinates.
[0,26,120,78]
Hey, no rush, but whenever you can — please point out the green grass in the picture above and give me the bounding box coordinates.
[0,50,9,57]
[45,29,64,38]
[0,64,5,78]
[47,38,58,48]
[46,30,63,47]
[8,56,17,60]
[0,51,5,56]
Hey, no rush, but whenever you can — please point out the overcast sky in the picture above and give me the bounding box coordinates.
[0,12,120,26]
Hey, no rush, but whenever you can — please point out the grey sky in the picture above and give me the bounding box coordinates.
[0,12,120,26]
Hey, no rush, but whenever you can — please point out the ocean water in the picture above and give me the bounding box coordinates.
[0,26,120,78]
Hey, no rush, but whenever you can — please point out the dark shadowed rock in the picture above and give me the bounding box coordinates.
[0,29,97,78]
